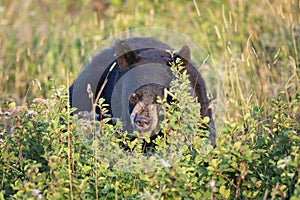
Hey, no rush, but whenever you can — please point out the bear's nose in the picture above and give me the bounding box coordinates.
[134,115,150,128]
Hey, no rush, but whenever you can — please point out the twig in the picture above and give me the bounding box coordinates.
[67,72,74,200]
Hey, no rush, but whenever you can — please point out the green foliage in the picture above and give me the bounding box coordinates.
[0,0,299,199]
[1,61,299,199]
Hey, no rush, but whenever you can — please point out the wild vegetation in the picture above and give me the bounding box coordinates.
[0,0,299,199]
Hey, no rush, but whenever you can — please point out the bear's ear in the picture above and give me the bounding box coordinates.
[175,45,191,67]
[116,40,140,71]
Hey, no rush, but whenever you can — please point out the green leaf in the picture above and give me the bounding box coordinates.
[211,159,219,168]
[0,192,4,200]
[145,137,151,143]
[219,185,230,199]
[203,116,210,124]
[83,165,92,173]
[206,166,215,171]
[8,102,16,109]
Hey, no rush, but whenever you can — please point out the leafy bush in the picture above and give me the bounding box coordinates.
[0,1,299,199]
[0,59,299,199]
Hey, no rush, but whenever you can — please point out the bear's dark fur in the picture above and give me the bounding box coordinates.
[69,37,216,146]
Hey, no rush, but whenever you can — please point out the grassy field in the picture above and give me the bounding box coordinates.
[0,0,299,199]
[0,0,299,122]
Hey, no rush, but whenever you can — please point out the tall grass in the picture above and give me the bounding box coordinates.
[0,0,298,124]
[0,1,299,199]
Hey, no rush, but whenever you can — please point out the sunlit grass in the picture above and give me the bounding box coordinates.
[0,0,298,124]
[0,1,299,199]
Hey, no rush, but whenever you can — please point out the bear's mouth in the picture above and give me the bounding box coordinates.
[130,102,159,134]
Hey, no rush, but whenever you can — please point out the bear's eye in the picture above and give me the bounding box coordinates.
[131,93,138,102]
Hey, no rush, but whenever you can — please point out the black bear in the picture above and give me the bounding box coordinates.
[70,37,216,146]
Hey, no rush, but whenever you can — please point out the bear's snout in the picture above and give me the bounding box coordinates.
[134,115,151,128]
[130,102,159,133]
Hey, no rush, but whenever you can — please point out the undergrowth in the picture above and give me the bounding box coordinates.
[0,60,299,199]
[0,0,299,199]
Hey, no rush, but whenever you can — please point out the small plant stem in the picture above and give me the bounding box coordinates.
[214,166,237,189]
[91,94,99,200]
[263,189,269,200]
[67,74,74,200]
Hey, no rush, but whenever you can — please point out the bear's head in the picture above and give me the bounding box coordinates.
[112,40,190,135]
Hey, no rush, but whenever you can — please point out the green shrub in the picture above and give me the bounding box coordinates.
[0,1,299,198]
[0,59,299,199]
